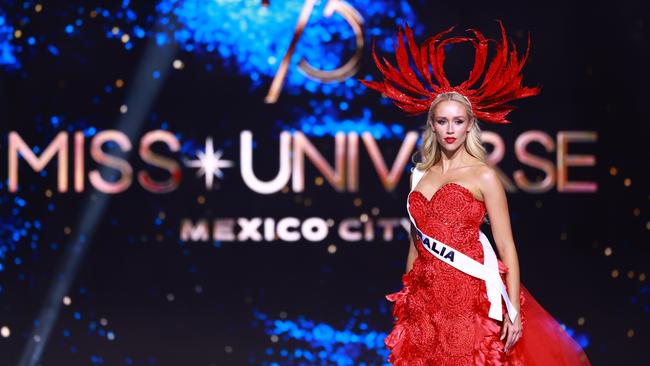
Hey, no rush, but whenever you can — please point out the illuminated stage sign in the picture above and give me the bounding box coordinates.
[6,129,597,243]
[7,129,597,194]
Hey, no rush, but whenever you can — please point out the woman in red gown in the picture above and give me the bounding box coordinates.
[359,21,592,365]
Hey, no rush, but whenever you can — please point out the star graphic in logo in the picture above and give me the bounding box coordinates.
[184,138,234,190]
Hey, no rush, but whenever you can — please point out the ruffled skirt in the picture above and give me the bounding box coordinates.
[384,260,591,365]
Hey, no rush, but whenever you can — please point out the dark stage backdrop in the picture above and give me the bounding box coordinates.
[0,1,648,365]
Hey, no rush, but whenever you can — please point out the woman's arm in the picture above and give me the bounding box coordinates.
[479,166,522,352]
[405,172,419,274]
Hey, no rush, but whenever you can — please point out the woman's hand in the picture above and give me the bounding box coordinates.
[500,311,522,353]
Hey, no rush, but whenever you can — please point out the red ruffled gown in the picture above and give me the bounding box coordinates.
[385,182,592,365]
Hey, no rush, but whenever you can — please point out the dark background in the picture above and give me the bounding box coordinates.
[0,0,648,365]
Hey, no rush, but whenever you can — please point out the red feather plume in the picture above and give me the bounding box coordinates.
[358,20,541,124]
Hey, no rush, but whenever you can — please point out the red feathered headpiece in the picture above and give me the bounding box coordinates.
[358,20,541,124]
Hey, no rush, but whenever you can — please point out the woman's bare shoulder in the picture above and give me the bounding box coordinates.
[472,163,501,188]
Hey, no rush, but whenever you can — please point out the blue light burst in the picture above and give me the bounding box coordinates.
[253,309,390,365]
[279,102,408,139]
[151,0,421,98]
[0,11,19,68]
[561,323,591,349]
[0,187,42,279]
[149,0,422,138]
[2,1,425,139]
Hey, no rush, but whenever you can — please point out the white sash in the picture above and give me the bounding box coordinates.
[407,167,518,322]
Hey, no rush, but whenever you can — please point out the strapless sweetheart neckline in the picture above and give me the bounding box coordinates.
[389,177,592,366]
[408,181,485,204]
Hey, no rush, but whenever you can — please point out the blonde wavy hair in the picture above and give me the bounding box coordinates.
[413,92,487,171]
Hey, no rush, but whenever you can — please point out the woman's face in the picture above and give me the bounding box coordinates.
[428,100,473,150]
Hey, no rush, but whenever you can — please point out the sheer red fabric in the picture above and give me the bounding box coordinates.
[385,183,591,365]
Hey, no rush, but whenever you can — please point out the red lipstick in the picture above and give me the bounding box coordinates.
[444,137,456,144]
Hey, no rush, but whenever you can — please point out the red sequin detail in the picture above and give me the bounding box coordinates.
[385,183,527,365]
